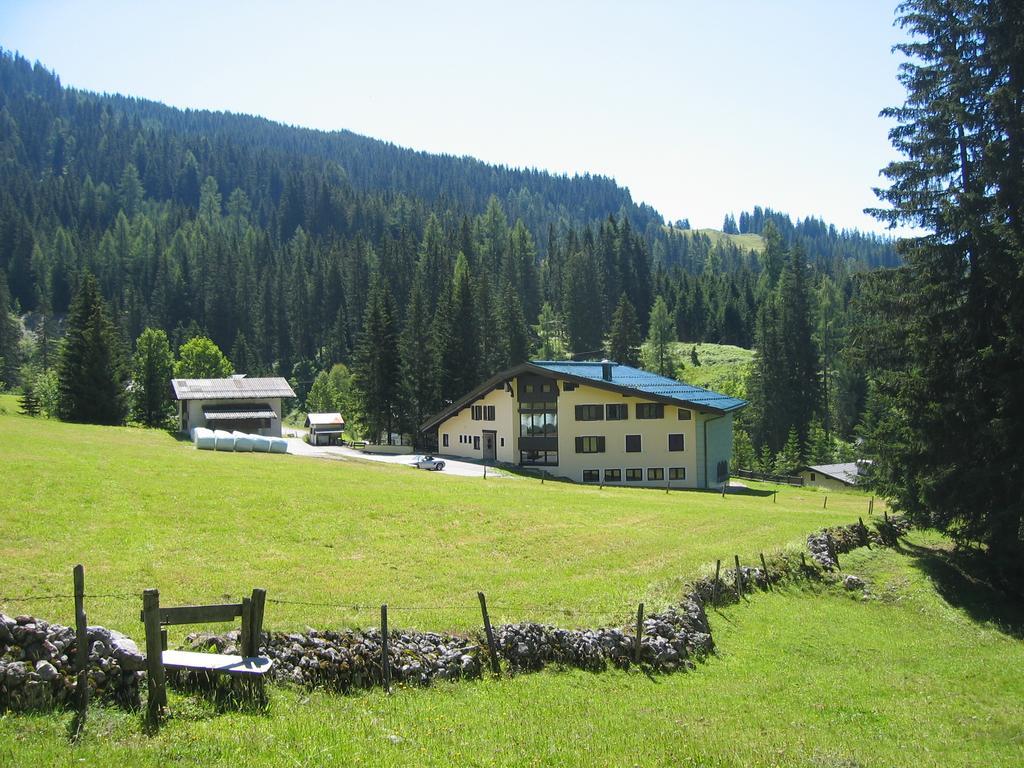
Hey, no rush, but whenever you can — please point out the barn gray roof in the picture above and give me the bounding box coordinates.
[172,377,296,401]
[203,404,278,420]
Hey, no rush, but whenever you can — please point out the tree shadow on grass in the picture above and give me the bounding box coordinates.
[901,539,1024,640]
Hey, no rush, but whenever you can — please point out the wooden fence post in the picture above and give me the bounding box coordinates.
[734,555,743,600]
[381,604,391,693]
[823,495,828,509]
[859,517,871,549]
[72,564,89,737]
[759,553,770,589]
[773,491,777,504]
[478,592,500,676]
[712,559,722,605]
[634,603,644,664]
[142,588,166,723]
[800,552,807,571]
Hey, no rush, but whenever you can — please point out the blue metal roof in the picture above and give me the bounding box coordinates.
[531,361,747,413]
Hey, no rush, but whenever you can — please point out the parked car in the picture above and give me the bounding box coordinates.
[413,455,446,471]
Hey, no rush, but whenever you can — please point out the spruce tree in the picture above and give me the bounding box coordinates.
[606,294,641,366]
[18,380,40,417]
[866,0,1024,576]
[132,327,175,427]
[773,427,803,476]
[57,273,129,425]
[399,272,440,436]
[643,295,677,376]
[353,276,399,443]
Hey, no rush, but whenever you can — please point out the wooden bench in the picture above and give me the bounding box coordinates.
[140,587,271,720]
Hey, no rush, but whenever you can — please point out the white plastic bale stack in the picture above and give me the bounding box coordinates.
[193,427,216,450]
[232,431,256,451]
[213,429,236,451]
[268,437,289,454]
[251,435,272,452]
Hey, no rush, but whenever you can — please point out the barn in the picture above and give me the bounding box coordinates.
[172,376,296,437]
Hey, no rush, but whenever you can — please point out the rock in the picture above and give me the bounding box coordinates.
[843,575,865,591]
[34,660,59,682]
[5,661,31,687]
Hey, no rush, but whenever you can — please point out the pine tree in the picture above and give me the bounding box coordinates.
[732,428,755,471]
[773,427,803,476]
[494,280,530,371]
[18,380,40,416]
[606,294,641,366]
[57,273,129,425]
[865,0,1024,576]
[132,328,175,427]
[0,271,20,389]
[174,336,233,379]
[353,276,399,443]
[398,272,440,436]
[230,332,255,376]
[643,295,677,376]
[805,417,833,465]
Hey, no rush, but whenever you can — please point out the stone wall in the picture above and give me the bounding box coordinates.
[0,613,144,713]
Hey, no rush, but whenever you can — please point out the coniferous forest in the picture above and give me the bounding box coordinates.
[0,46,899,453]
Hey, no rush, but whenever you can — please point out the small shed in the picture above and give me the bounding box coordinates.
[305,412,346,446]
[172,376,295,437]
[800,461,871,491]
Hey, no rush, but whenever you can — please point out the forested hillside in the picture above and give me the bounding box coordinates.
[0,48,891,452]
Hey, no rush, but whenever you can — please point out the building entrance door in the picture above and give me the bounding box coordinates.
[482,430,497,461]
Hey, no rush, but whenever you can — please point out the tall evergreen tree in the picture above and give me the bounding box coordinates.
[353,276,400,443]
[398,272,440,437]
[57,273,129,425]
[606,294,641,366]
[865,0,1024,577]
[643,295,677,376]
[132,327,175,427]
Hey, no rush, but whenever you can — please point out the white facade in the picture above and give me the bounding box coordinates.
[432,370,736,489]
[178,398,285,437]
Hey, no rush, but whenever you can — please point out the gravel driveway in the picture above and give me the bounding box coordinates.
[283,438,506,478]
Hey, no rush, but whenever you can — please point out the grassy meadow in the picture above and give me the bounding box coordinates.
[3,404,1022,766]
[2,531,1021,767]
[0,406,867,637]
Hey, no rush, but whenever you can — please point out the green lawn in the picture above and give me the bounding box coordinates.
[0,409,869,640]
[2,532,1021,767]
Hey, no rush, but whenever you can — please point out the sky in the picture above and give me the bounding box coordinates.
[0,0,910,234]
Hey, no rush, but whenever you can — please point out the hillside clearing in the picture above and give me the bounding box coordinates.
[0,409,870,641]
[1,532,1021,767]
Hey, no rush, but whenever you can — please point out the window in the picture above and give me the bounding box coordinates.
[575,404,604,421]
[604,469,621,483]
[575,436,606,454]
[625,434,641,453]
[810,472,816,481]
[541,383,553,393]
[625,468,643,482]
[520,406,557,437]
[582,469,600,483]
[636,403,664,419]
[485,405,495,421]
[606,403,628,420]
[520,450,558,466]
[677,408,692,420]
[473,436,480,450]
[524,383,535,394]
[442,433,449,448]
[669,467,686,480]
[563,382,577,391]
[500,437,505,447]
[472,405,482,420]
[648,468,665,481]
[717,460,729,482]
[668,433,685,452]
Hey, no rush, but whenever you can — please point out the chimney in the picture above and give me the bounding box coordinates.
[601,359,613,381]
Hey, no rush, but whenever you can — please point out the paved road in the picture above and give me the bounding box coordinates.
[283,438,506,478]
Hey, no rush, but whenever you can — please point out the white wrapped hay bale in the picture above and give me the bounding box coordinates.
[213,429,236,451]
[251,435,272,452]
[268,437,289,453]
[193,427,216,450]
[232,431,256,451]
